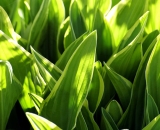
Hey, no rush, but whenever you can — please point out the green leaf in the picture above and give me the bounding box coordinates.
[56,31,88,70]
[30,0,43,21]
[146,35,160,111]
[40,31,97,130]
[0,31,44,111]
[46,0,65,62]
[116,11,149,52]
[70,0,87,39]
[81,100,100,130]
[75,112,88,130]
[26,112,61,130]
[87,66,104,113]
[142,30,159,55]
[76,0,111,15]
[28,0,50,50]
[145,0,160,34]
[29,93,44,114]
[118,32,159,130]
[9,0,30,34]
[143,115,160,130]
[76,0,112,30]
[31,47,62,81]
[101,108,119,130]
[63,25,76,50]
[106,12,149,81]
[0,6,17,40]
[106,0,148,50]
[57,17,70,54]
[106,100,123,124]
[31,47,62,90]
[93,9,113,62]
[0,1,15,14]
[146,93,159,122]
[0,60,22,130]
[104,64,131,110]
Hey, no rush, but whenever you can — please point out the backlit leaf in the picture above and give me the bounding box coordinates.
[0,60,22,130]
[26,112,61,130]
[40,31,97,130]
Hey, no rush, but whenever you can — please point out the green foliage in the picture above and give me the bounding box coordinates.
[0,0,160,129]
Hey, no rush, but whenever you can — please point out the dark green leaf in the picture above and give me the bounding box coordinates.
[70,0,86,39]
[101,108,118,130]
[104,64,131,110]
[146,93,159,122]
[87,67,104,113]
[106,100,123,124]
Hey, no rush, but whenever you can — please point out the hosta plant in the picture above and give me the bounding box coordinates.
[0,0,160,130]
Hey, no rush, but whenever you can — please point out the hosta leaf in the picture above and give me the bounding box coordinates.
[30,0,43,21]
[104,64,131,110]
[70,1,86,39]
[106,12,149,81]
[111,0,120,7]
[106,0,148,50]
[76,0,111,15]
[63,25,76,49]
[77,0,111,31]
[28,0,50,50]
[146,93,159,122]
[87,66,104,113]
[146,35,160,111]
[143,115,160,130]
[118,33,159,130]
[81,100,100,130]
[0,6,16,40]
[56,31,88,70]
[26,112,61,130]
[100,71,115,107]
[93,9,113,62]
[57,17,70,54]
[31,47,62,90]
[75,112,88,130]
[31,47,62,81]
[0,31,44,111]
[106,100,123,124]
[46,0,65,62]
[116,11,149,52]
[0,60,22,130]
[101,108,118,130]
[145,0,160,34]
[9,0,30,34]
[0,1,15,14]
[142,30,159,55]
[29,93,44,114]
[40,31,97,130]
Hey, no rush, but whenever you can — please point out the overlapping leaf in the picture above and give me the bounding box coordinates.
[101,108,118,130]
[40,31,97,130]
[106,12,148,81]
[0,61,22,130]
[106,0,148,50]
[0,31,44,111]
[106,100,123,124]
[118,32,159,130]
[87,66,104,113]
[104,64,131,110]
[146,35,160,111]
[26,112,61,130]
